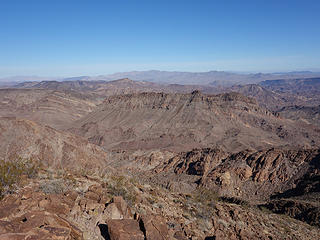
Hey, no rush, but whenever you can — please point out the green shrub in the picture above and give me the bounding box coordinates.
[0,158,39,198]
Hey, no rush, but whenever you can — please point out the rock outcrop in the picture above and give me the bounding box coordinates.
[154,147,320,201]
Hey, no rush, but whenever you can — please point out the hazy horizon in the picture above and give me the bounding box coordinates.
[1,69,320,81]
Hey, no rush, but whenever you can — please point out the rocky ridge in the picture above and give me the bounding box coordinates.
[277,105,320,126]
[70,91,320,152]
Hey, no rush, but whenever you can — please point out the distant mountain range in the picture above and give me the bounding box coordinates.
[1,70,320,86]
[99,70,320,86]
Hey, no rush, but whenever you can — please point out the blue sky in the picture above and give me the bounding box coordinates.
[0,0,320,77]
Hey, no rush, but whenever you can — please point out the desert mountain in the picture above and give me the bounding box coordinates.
[15,78,220,96]
[0,89,101,129]
[0,75,56,84]
[222,84,299,111]
[0,117,108,169]
[11,77,320,116]
[260,77,320,105]
[70,91,320,153]
[218,82,320,111]
[277,105,320,126]
[260,77,320,94]
[14,79,151,93]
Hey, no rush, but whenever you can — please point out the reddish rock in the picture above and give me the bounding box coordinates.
[140,215,170,240]
[173,231,188,240]
[104,196,133,220]
[106,219,144,240]
[0,233,27,240]
[0,210,82,239]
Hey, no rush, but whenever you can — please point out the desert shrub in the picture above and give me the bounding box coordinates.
[106,175,137,207]
[185,187,218,220]
[0,158,39,198]
[76,165,95,177]
[219,196,250,207]
[193,187,219,205]
[39,179,67,194]
[258,205,273,214]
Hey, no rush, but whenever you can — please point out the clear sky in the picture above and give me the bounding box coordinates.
[1,0,320,77]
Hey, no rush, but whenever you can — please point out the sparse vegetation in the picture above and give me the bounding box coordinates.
[39,179,68,194]
[259,205,273,214]
[219,196,250,207]
[105,175,137,207]
[0,158,39,198]
[180,187,218,220]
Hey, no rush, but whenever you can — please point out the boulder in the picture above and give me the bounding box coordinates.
[0,211,83,240]
[104,196,133,220]
[140,215,170,240]
[106,219,144,240]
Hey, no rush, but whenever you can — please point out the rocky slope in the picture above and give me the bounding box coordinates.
[150,147,319,201]
[224,84,309,111]
[1,168,319,240]
[124,146,318,230]
[277,105,320,126]
[70,91,320,152]
[260,77,320,94]
[260,77,320,106]
[0,117,108,169]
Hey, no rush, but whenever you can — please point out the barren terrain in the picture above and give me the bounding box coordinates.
[0,77,320,239]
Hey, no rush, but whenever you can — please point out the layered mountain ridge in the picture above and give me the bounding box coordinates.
[0,89,101,129]
[70,91,320,152]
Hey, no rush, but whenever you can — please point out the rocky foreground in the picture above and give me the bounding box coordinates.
[0,168,319,240]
